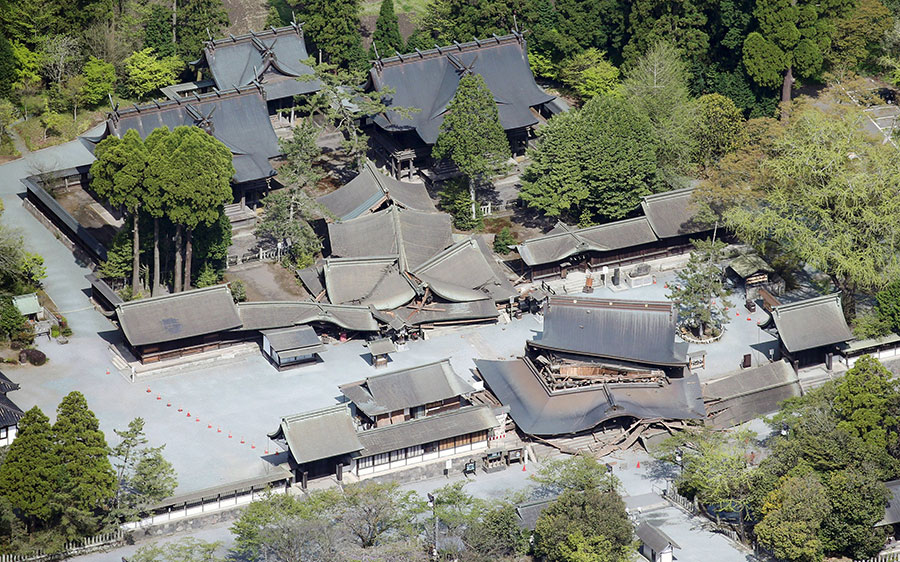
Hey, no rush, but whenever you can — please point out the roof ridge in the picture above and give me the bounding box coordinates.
[117,284,232,310]
[773,293,842,312]
[345,358,454,385]
[412,237,478,273]
[109,85,263,119]
[377,33,525,68]
[205,24,301,48]
[359,404,491,434]
[281,403,350,422]
[642,187,695,203]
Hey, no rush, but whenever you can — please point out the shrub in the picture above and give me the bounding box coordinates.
[194,263,220,288]
[853,310,892,340]
[493,227,517,255]
[438,178,483,231]
[230,280,247,303]
[876,280,900,332]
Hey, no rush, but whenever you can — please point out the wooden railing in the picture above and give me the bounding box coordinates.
[0,530,124,562]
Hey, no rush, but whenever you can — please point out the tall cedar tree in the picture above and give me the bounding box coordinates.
[533,488,633,562]
[297,0,366,69]
[371,0,404,58]
[415,0,522,46]
[519,95,658,223]
[175,0,229,60]
[432,74,510,202]
[90,129,150,295]
[667,238,732,337]
[742,0,853,117]
[622,0,710,65]
[145,4,177,59]
[155,127,234,292]
[0,407,57,531]
[52,392,117,518]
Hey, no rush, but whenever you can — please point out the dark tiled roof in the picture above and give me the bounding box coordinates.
[356,405,496,456]
[396,299,499,326]
[702,360,800,428]
[772,294,852,353]
[198,24,320,101]
[323,256,416,310]
[530,296,687,367]
[476,358,705,435]
[640,188,712,239]
[117,286,242,347]
[413,237,518,303]
[728,254,774,279]
[317,161,436,221]
[635,521,680,551]
[516,217,658,267]
[0,394,24,429]
[0,371,20,394]
[85,274,124,306]
[339,359,473,417]
[369,34,554,144]
[327,206,453,271]
[269,404,363,465]
[90,87,281,184]
[262,325,324,354]
[237,301,380,332]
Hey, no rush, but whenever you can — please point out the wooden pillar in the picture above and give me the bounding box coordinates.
[301,471,308,490]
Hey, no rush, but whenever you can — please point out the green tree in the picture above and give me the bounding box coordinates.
[231,492,337,561]
[831,355,900,451]
[829,0,892,71]
[109,418,177,520]
[531,453,619,494]
[52,392,116,522]
[80,56,116,107]
[335,481,419,548]
[371,0,404,58]
[624,40,697,179]
[0,298,27,342]
[129,537,224,562]
[278,120,322,189]
[519,94,658,222]
[533,488,632,562]
[415,0,523,46]
[438,178,483,231]
[175,0,228,60]
[0,407,56,531]
[144,4,176,59]
[622,0,711,65]
[876,279,900,332]
[742,0,853,116]
[0,33,17,98]
[296,0,365,69]
[560,48,621,100]
[0,0,59,47]
[821,469,890,558]
[493,227,516,255]
[719,104,900,318]
[90,129,149,295]
[123,48,183,100]
[755,474,830,562]
[432,73,511,205]
[668,238,732,336]
[694,93,747,167]
[255,189,322,268]
[463,502,529,559]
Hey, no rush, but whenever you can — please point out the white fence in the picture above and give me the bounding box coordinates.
[0,530,124,562]
[226,245,283,268]
[857,552,900,562]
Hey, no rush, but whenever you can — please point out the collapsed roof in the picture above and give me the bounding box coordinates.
[413,237,518,303]
[84,87,281,184]
[317,161,437,221]
[374,299,500,327]
[327,205,454,271]
[323,256,417,310]
[529,296,688,368]
[702,360,801,428]
[339,359,474,417]
[237,301,380,333]
[369,33,555,145]
[476,358,705,435]
[195,23,320,101]
[771,294,853,353]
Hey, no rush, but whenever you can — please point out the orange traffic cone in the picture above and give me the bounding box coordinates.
[637,461,641,468]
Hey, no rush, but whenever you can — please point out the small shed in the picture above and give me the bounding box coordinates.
[728,254,774,287]
[367,337,397,368]
[771,294,853,371]
[636,521,680,562]
[12,294,41,320]
[261,326,325,370]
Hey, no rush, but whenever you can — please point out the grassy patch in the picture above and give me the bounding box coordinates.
[0,133,19,158]
[13,109,105,152]
[483,216,516,234]
[361,0,430,17]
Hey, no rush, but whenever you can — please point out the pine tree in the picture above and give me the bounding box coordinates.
[52,392,117,517]
[144,4,176,59]
[175,0,229,60]
[667,238,732,337]
[0,407,57,531]
[432,74,510,203]
[371,0,404,58]
[297,0,366,69]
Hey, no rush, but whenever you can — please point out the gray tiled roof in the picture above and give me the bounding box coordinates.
[702,360,800,428]
[640,187,711,239]
[339,359,474,417]
[117,285,242,347]
[198,24,320,101]
[635,521,680,551]
[413,237,518,303]
[262,325,323,354]
[0,394,24,429]
[516,217,658,267]
[88,87,281,184]
[317,161,436,221]
[476,358,704,435]
[395,299,499,326]
[772,294,852,353]
[327,206,453,270]
[237,301,379,332]
[529,296,687,367]
[0,371,20,394]
[369,33,554,144]
[269,404,363,465]
[356,405,496,456]
[323,256,416,310]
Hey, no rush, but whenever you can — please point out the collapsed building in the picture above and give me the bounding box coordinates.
[476,296,706,445]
